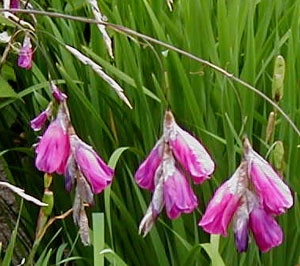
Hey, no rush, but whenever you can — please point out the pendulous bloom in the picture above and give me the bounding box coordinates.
[68,133,114,194]
[18,35,33,69]
[35,102,70,175]
[30,102,53,131]
[136,110,215,236]
[244,138,293,215]
[199,137,293,253]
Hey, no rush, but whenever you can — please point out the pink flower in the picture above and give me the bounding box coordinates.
[50,81,67,103]
[164,167,198,219]
[164,111,215,184]
[249,204,283,252]
[244,138,293,215]
[18,35,33,69]
[135,138,163,191]
[35,104,70,174]
[70,135,114,194]
[30,102,53,131]
[199,162,247,236]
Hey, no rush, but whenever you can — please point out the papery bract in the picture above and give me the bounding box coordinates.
[135,138,163,191]
[65,154,76,192]
[72,136,114,194]
[244,138,293,215]
[35,117,70,174]
[18,35,33,69]
[164,111,215,183]
[199,163,247,236]
[164,167,198,219]
[249,205,283,252]
[233,200,249,253]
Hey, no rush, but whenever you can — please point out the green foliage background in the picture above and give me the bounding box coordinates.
[1,0,300,265]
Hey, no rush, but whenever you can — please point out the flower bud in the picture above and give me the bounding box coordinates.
[272,141,284,171]
[272,55,285,102]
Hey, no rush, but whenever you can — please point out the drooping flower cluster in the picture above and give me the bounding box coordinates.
[199,137,293,253]
[31,82,114,245]
[135,110,215,236]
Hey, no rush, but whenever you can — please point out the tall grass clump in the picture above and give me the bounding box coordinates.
[0,0,300,265]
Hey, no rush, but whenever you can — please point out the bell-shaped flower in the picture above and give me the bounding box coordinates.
[233,199,249,253]
[30,102,53,131]
[244,138,293,215]
[164,167,198,219]
[35,103,70,174]
[164,111,215,184]
[248,191,283,252]
[135,138,163,191]
[199,162,248,236]
[70,135,114,194]
[18,35,33,69]
[50,81,67,103]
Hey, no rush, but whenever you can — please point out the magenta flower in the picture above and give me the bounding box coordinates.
[164,111,215,184]
[18,35,33,69]
[30,102,53,131]
[199,137,292,253]
[135,138,163,191]
[50,81,67,103]
[164,167,198,219]
[70,135,114,194]
[244,138,293,215]
[35,104,70,174]
[199,163,247,236]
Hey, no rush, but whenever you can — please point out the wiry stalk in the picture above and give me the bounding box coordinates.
[0,8,299,139]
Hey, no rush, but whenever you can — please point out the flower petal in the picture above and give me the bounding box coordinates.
[73,137,114,194]
[249,205,283,252]
[164,167,198,219]
[199,163,247,236]
[247,148,293,215]
[35,120,70,174]
[164,111,215,183]
[135,138,163,191]
[30,102,52,131]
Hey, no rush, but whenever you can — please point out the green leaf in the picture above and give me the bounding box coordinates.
[0,76,17,98]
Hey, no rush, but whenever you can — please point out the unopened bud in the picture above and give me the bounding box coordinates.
[272,141,284,171]
[266,112,276,143]
[272,55,285,102]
